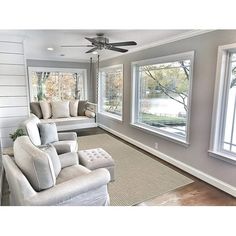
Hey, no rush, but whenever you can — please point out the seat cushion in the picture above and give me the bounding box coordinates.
[51,101,70,118]
[56,165,90,185]
[38,123,59,145]
[14,136,56,191]
[39,144,61,177]
[52,140,78,154]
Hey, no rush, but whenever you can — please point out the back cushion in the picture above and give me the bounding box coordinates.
[39,144,61,177]
[40,101,52,119]
[38,123,59,145]
[51,101,70,118]
[22,115,41,146]
[14,136,56,191]
[69,100,79,117]
[30,102,43,119]
[78,100,88,116]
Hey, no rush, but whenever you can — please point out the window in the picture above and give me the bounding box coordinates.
[210,43,236,163]
[131,52,194,144]
[28,67,87,102]
[98,64,123,121]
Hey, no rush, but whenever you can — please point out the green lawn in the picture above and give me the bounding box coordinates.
[140,113,186,127]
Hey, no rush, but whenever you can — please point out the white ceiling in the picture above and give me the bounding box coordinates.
[0,30,199,62]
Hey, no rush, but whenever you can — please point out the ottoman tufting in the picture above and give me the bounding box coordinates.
[78,148,115,181]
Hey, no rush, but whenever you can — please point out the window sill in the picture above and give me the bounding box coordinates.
[208,150,236,165]
[98,112,123,123]
[130,122,189,147]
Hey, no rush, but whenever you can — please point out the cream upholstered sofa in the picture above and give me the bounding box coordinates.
[22,114,78,155]
[2,136,110,206]
[30,100,97,131]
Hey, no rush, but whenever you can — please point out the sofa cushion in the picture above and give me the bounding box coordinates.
[22,115,41,146]
[85,110,96,118]
[14,136,56,191]
[69,100,79,117]
[39,144,61,177]
[30,102,43,119]
[51,101,70,118]
[78,100,88,116]
[38,123,59,145]
[40,101,52,119]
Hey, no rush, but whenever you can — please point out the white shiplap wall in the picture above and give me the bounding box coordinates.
[0,37,29,147]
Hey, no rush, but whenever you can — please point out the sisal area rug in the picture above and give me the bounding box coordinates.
[78,133,193,206]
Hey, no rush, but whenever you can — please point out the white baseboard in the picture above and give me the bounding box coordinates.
[98,124,236,197]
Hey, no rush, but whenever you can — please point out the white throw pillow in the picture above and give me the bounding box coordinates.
[39,101,52,119]
[69,100,79,117]
[51,101,70,118]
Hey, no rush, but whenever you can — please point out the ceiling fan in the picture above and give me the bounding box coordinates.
[61,33,137,54]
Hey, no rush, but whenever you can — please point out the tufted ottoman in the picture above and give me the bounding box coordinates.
[78,148,115,181]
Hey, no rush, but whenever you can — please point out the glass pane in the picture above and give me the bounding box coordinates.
[223,143,230,151]
[137,60,190,138]
[231,145,236,153]
[31,70,85,102]
[99,66,123,118]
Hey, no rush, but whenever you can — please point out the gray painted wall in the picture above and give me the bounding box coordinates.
[26,59,95,102]
[98,30,236,187]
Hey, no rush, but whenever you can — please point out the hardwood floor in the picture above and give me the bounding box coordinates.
[79,127,236,206]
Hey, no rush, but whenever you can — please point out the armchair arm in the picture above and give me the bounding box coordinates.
[58,132,77,141]
[59,152,79,168]
[24,168,110,206]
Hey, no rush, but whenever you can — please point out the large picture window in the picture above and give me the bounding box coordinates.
[210,43,236,163]
[28,67,87,102]
[131,52,194,144]
[98,64,123,120]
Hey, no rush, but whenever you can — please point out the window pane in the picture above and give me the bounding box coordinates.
[99,65,123,119]
[136,59,190,139]
[31,70,86,102]
[223,56,236,154]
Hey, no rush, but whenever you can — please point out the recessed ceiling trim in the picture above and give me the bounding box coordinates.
[26,56,90,63]
[100,30,214,61]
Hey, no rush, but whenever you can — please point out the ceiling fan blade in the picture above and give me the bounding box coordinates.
[61,45,93,48]
[85,37,96,43]
[109,41,137,47]
[86,47,98,53]
[108,47,128,53]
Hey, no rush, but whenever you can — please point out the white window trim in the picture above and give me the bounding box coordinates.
[209,43,236,164]
[28,67,88,102]
[131,51,195,146]
[98,64,124,122]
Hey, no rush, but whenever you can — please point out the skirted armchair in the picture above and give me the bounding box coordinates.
[2,136,110,206]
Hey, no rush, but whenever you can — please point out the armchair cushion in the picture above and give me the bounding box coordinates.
[59,152,79,168]
[52,140,78,155]
[38,123,59,145]
[14,136,56,191]
[39,144,61,177]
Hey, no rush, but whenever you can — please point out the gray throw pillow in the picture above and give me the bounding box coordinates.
[39,144,61,177]
[78,100,88,116]
[30,102,43,119]
[38,123,59,145]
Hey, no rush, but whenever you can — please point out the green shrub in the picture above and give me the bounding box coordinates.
[9,128,26,141]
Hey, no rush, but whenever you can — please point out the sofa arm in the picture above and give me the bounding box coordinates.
[24,168,110,206]
[59,152,79,168]
[58,132,77,141]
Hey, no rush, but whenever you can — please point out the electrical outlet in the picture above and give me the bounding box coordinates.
[154,142,158,149]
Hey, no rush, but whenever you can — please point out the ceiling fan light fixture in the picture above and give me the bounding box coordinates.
[92,51,98,54]
[47,47,54,51]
